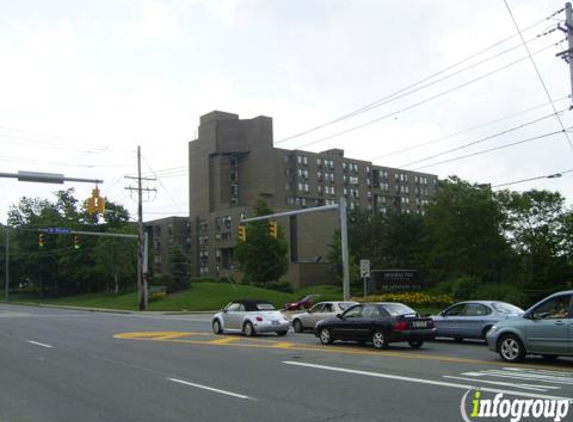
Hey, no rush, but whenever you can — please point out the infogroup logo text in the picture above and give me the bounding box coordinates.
[461,390,570,422]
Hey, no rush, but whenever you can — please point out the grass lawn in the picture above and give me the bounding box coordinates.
[1,283,346,312]
[1,284,442,315]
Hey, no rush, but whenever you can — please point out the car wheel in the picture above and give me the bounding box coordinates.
[319,328,333,345]
[243,321,256,337]
[498,334,526,363]
[372,331,388,349]
[212,319,223,335]
[293,319,304,333]
[408,340,424,349]
[276,331,288,337]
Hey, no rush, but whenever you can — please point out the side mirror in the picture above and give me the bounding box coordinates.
[336,313,343,319]
[523,312,533,320]
[222,309,227,313]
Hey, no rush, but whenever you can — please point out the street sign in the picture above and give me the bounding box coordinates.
[360,259,371,278]
[46,228,72,235]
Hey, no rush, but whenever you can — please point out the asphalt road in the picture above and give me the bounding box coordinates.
[0,304,571,422]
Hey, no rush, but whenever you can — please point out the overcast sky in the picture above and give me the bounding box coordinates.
[1,0,572,224]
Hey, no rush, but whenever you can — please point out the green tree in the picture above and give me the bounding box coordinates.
[234,199,288,285]
[168,243,190,292]
[497,189,571,292]
[93,225,137,294]
[423,177,511,284]
[7,189,134,296]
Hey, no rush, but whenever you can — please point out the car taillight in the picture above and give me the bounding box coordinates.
[393,321,408,331]
[256,316,263,322]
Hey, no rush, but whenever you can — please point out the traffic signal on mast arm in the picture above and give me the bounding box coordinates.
[86,187,105,214]
[74,235,81,250]
[38,233,45,248]
[238,224,247,242]
[269,220,278,238]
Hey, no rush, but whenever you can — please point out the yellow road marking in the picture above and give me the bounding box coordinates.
[272,342,294,349]
[209,336,242,345]
[113,331,573,372]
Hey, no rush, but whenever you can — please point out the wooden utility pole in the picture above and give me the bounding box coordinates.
[125,146,156,311]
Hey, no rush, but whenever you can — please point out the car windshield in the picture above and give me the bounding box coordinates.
[383,303,417,316]
[256,303,276,311]
[339,302,355,310]
[492,303,523,314]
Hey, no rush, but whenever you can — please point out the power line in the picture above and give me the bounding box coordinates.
[400,109,568,168]
[492,168,573,188]
[276,8,563,145]
[292,42,560,151]
[410,128,572,171]
[372,95,570,161]
[503,0,573,154]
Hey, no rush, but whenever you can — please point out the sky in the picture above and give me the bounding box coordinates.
[1,0,572,224]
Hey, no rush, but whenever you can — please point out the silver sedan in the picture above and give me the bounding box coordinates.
[433,300,523,341]
[291,301,358,332]
[212,299,291,337]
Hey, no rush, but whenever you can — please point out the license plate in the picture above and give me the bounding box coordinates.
[412,321,427,328]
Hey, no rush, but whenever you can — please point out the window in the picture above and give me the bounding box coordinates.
[463,303,492,317]
[316,158,322,167]
[349,176,359,185]
[343,305,363,318]
[442,304,466,317]
[532,295,572,319]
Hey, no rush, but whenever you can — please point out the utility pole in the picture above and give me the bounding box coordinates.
[125,146,156,311]
[558,3,573,107]
[4,225,9,301]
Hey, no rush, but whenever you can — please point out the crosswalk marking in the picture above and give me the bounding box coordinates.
[446,367,573,393]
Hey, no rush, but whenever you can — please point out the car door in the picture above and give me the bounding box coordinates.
[312,302,335,326]
[304,303,326,328]
[331,305,363,341]
[224,303,244,330]
[460,303,493,338]
[435,304,467,337]
[525,294,571,355]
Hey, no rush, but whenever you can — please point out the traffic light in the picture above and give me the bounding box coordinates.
[74,235,81,250]
[237,224,247,242]
[38,233,45,248]
[86,187,105,214]
[269,220,278,238]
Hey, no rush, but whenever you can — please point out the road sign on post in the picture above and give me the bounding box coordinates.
[360,259,371,278]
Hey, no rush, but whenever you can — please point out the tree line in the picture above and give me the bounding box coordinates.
[330,177,573,305]
[1,189,137,297]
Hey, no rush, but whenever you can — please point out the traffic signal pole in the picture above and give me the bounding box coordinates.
[240,198,351,301]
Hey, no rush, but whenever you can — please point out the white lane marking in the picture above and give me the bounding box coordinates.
[27,340,53,348]
[282,361,573,401]
[442,375,559,392]
[167,378,255,400]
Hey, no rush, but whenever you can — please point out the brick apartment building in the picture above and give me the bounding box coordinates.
[185,110,438,288]
[145,216,192,278]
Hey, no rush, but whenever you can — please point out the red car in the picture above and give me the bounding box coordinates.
[285,295,320,311]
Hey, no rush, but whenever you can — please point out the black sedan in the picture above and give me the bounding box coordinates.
[314,302,436,349]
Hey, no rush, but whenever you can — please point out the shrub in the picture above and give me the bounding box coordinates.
[351,292,454,308]
[155,274,190,293]
[450,276,481,301]
[472,283,528,308]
